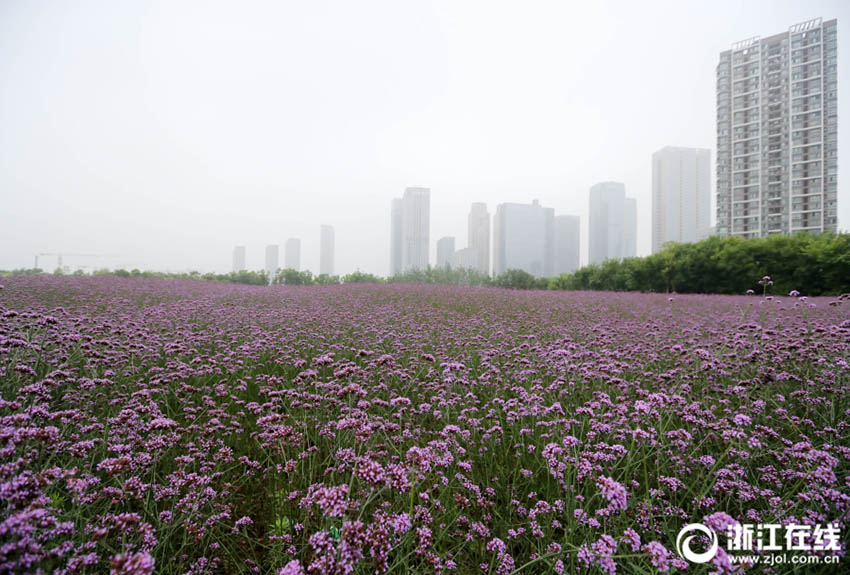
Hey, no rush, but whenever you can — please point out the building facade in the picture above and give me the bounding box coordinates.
[264,244,279,277]
[588,182,637,265]
[455,247,476,270]
[319,225,334,276]
[553,215,580,275]
[623,198,637,258]
[652,147,712,253]
[436,236,455,269]
[402,187,430,272]
[717,18,838,237]
[468,203,490,276]
[232,245,246,272]
[389,187,431,274]
[284,238,301,271]
[493,200,555,278]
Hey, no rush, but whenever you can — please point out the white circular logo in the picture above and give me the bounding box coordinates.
[676,523,718,563]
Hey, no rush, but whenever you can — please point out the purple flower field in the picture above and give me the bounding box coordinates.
[1,276,848,574]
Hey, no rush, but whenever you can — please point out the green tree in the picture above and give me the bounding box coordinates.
[343,270,384,284]
[495,269,537,290]
[314,274,341,285]
[549,232,850,295]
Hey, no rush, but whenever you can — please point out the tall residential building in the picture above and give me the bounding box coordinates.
[436,236,455,268]
[265,244,279,276]
[493,200,555,278]
[402,187,430,271]
[717,18,838,238]
[285,238,301,271]
[389,187,431,274]
[589,182,637,265]
[319,225,335,276]
[232,246,246,272]
[623,198,637,258]
[554,215,580,275]
[455,247,476,270]
[468,203,490,276]
[652,147,712,253]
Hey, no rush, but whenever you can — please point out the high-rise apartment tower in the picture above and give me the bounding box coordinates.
[285,238,301,271]
[319,225,335,276]
[468,203,490,276]
[652,147,712,253]
[265,244,279,277]
[389,187,431,274]
[717,18,837,237]
[232,246,246,272]
[436,236,455,269]
[588,182,637,265]
[493,200,555,278]
[553,215,580,275]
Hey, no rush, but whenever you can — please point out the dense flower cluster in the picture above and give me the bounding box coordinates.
[0,276,848,573]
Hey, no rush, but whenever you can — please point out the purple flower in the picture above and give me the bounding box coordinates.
[643,541,671,572]
[277,560,305,575]
[704,511,739,532]
[110,551,155,575]
[2,276,847,574]
[623,528,641,552]
[591,534,618,575]
[732,413,751,426]
[597,475,628,513]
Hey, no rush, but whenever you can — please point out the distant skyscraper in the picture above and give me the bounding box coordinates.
[232,245,246,272]
[717,18,838,237]
[265,244,279,276]
[389,187,431,274]
[623,198,637,258]
[402,187,430,271]
[589,182,637,265]
[436,236,455,268]
[285,238,301,271]
[493,200,555,278]
[468,203,490,276]
[455,247,476,270]
[553,215,580,275]
[652,147,711,253]
[319,225,335,276]
[390,198,403,276]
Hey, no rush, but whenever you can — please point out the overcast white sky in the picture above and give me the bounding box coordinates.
[1,0,847,275]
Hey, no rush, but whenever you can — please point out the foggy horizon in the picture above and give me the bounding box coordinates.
[2,0,848,276]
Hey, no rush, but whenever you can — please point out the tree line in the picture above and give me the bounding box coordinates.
[3,233,847,295]
[0,267,379,286]
[551,232,849,296]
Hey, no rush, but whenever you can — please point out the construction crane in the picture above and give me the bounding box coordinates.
[34,253,121,271]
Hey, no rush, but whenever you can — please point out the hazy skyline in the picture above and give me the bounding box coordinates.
[1,0,848,275]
